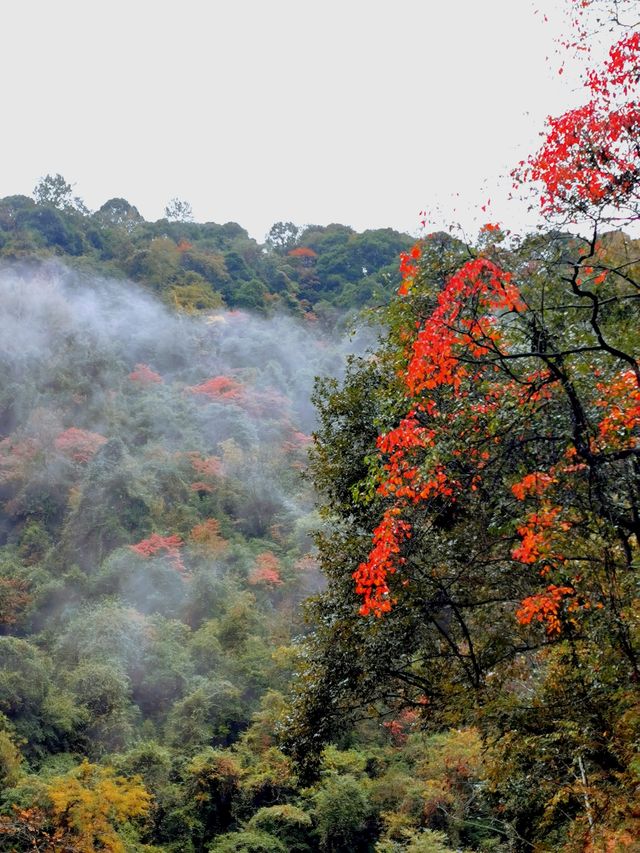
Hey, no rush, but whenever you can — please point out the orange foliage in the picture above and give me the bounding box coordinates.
[186,452,223,493]
[187,452,223,479]
[516,584,575,636]
[287,247,318,259]
[516,31,640,223]
[0,437,40,483]
[128,363,163,384]
[188,375,244,401]
[511,472,555,501]
[190,481,213,493]
[54,428,107,463]
[355,257,528,617]
[594,369,640,451]
[406,258,524,396]
[383,708,419,745]
[0,807,65,850]
[354,509,411,616]
[511,506,570,566]
[0,577,31,627]
[189,518,228,555]
[249,551,284,586]
[130,533,186,574]
[398,243,422,293]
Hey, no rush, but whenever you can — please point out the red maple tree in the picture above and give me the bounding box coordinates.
[129,533,186,574]
[128,364,163,385]
[515,22,640,226]
[353,6,640,634]
[248,551,284,587]
[188,375,244,401]
[54,428,107,463]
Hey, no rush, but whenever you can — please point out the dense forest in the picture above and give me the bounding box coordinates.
[1,1,639,851]
[0,253,382,851]
[0,179,411,322]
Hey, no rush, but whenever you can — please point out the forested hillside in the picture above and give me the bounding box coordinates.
[0,1,639,851]
[0,257,385,851]
[1,229,638,851]
[0,181,411,321]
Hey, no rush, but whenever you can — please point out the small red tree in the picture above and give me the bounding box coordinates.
[0,578,31,628]
[188,375,244,401]
[186,453,223,493]
[248,552,284,587]
[0,437,40,484]
[54,428,107,463]
[189,518,228,556]
[130,533,186,574]
[128,363,163,385]
[288,247,318,261]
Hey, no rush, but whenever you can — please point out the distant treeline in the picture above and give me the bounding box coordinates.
[0,174,412,319]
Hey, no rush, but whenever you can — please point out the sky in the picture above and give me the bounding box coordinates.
[1,1,597,241]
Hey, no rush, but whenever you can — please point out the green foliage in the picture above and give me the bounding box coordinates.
[169,277,224,313]
[207,829,287,852]
[0,181,411,316]
[0,239,358,847]
[17,520,52,564]
[95,197,144,231]
[33,173,87,214]
[266,222,301,255]
[183,748,243,841]
[69,662,131,717]
[0,717,23,790]
[236,747,295,816]
[165,198,194,223]
[3,150,639,849]
[246,804,313,852]
[166,680,243,750]
[0,184,420,851]
[55,602,148,675]
[381,829,461,852]
[311,773,374,851]
[0,638,50,749]
[286,219,640,850]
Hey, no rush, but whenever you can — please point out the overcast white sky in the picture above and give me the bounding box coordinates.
[1,1,595,241]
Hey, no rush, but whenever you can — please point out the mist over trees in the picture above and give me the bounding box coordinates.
[0,168,422,851]
[0,1,639,851]
[0,259,378,850]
